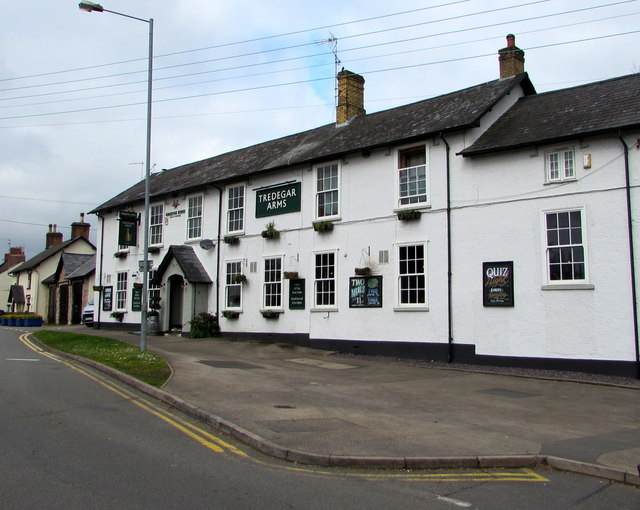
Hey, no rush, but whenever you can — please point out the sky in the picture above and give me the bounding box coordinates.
[1,0,638,259]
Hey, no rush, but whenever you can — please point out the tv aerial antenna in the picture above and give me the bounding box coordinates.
[316,33,340,117]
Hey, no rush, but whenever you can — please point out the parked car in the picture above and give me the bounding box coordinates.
[81,300,94,327]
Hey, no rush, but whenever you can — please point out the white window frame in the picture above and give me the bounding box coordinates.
[227,184,245,234]
[149,203,164,246]
[225,260,244,310]
[313,251,337,309]
[116,271,128,311]
[396,242,428,310]
[546,147,575,183]
[542,208,591,289]
[186,195,204,240]
[262,256,284,310]
[148,269,161,311]
[315,162,340,220]
[396,145,428,209]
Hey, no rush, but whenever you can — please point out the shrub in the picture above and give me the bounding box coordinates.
[190,312,220,338]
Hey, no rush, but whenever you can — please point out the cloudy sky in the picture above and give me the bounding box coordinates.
[1,0,638,259]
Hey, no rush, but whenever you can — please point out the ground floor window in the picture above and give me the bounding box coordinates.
[116,272,128,310]
[225,261,243,309]
[545,209,586,282]
[314,251,336,307]
[398,244,426,306]
[263,257,283,308]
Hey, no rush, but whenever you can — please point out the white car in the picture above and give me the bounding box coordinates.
[81,300,94,327]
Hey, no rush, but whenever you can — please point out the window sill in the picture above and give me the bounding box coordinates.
[544,178,577,185]
[311,307,339,313]
[393,306,429,312]
[541,283,594,291]
[393,205,430,213]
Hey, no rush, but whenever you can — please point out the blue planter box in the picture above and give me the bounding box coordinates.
[25,318,43,327]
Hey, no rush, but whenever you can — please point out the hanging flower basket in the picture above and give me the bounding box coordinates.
[355,267,371,276]
[283,271,299,280]
[233,274,247,284]
[397,209,422,221]
[313,220,334,233]
[114,251,128,259]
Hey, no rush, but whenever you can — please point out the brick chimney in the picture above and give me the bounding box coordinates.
[71,213,91,240]
[498,34,525,79]
[336,69,365,125]
[3,247,25,267]
[45,224,63,249]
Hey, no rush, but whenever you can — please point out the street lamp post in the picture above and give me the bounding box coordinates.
[79,1,153,352]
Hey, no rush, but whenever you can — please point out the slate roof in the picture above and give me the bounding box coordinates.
[461,73,640,156]
[152,245,213,284]
[91,74,534,213]
[67,256,96,280]
[9,237,95,275]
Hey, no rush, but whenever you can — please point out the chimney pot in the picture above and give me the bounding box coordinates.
[498,34,525,79]
[71,212,91,240]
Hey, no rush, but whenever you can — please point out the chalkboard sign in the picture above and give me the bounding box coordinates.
[483,261,514,307]
[349,276,382,308]
[131,286,142,312]
[289,279,305,310]
[102,286,113,311]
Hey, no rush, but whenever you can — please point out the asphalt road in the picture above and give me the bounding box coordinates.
[1,328,638,509]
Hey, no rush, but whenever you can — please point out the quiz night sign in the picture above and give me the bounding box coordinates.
[255,182,301,217]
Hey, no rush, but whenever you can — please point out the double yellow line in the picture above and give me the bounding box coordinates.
[18,332,549,483]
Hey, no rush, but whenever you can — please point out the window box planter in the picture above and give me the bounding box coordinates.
[261,221,280,239]
[148,246,161,253]
[283,271,299,280]
[397,209,422,221]
[133,283,143,289]
[223,311,240,319]
[114,251,128,259]
[233,274,247,284]
[111,311,125,322]
[224,235,240,245]
[261,310,281,319]
[313,220,334,233]
[355,267,371,276]
[93,285,103,291]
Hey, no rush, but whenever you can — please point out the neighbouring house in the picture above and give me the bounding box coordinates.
[9,215,96,323]
[89,35,640,377]
[0,247,26,312]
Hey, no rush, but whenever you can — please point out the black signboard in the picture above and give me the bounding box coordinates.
[131,286,142,312]
[483,261,514,307]
[256,182,301,218]
[349,276,382,308]
[289,279,305,310]
[102,286,113,311]
[118,210,138,246]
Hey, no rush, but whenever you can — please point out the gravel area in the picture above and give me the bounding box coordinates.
[332,352,640,389]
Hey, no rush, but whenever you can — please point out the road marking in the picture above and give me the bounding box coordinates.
[6,358,40,361]
[18,333,550,484]
[438,496,473,507]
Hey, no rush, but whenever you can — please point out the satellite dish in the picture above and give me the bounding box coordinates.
[199,239,215,250]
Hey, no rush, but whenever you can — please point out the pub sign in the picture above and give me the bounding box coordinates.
[255,182,301,218]
[118,210,138,246]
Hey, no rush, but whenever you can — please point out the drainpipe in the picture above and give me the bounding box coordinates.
[213,184,223,322]
[619,134,640,379]
[95,212,105,330]
[440,133,454,363]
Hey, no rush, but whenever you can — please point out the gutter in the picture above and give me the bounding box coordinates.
[619,134,640,379]
[440,133,454,363]
[213,185,223,322]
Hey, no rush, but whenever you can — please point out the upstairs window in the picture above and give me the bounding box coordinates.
[316,163,339,218]
[227,185,245,233]
[398,147,427,207]
[546,149,575,182]
[187,195,203,240]
[149,204,164,246]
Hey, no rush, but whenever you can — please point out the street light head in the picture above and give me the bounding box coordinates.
[79,1,104,12]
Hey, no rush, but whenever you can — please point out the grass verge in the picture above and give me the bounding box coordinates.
[33,330,171,387]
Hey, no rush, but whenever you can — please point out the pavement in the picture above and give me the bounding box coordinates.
[32,326,640,485]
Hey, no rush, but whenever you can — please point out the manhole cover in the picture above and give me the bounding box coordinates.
[198,360,263,369]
